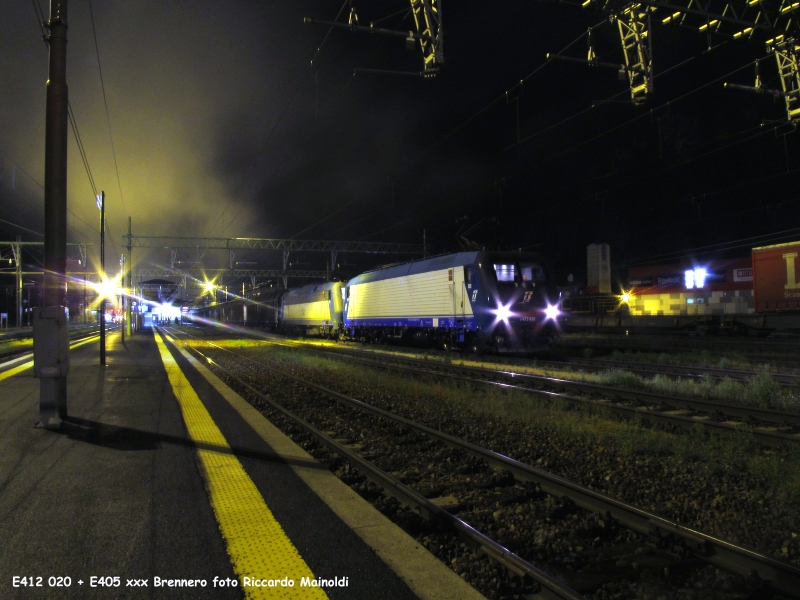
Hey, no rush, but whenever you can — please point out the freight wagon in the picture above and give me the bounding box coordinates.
[559,240,800,335]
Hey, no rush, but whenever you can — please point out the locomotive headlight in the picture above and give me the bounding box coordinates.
[544,304,560,320]
[494,302,513,323]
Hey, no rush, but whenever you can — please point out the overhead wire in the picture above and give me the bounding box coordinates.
[373,8,413,24]
[0,217,44,238]
[621,225,800,266]
[30,0,46,37]
[22,0,99,244]
[521,120,778,222]
[385,21,608,181]
[87,0,127,217]
[309,0,349,69]
[416,55,766,224]
[284,16,603,241]
[502,54,698,153]
[502,58,761,184]
[0,149,98,241]
[67,101,98,198]
[29,1,119,257]
[339,51,707,243]
[214,0,354,238]
[330,27,712,244]
[574,163,800,233]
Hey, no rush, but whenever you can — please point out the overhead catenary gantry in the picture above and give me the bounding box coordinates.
[126,235,427,291]
[0,241,93,328]
[304,1,443,77]
[550,0,800,119]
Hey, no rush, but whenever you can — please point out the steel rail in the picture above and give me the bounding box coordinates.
[541,358,800,387]
[237,338,800,439]
[160,329,582,600]
[0,324,111,362]
[165,328,800,597]
[320,346,800,427]
[279,346,800,448]
[553,335,800,356]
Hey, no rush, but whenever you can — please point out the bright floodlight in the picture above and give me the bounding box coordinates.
[93,276,120,301]
[494,303,513,323]
[544,304,559,320]
[693,268,708,288]
[685,268,708,290]
[619,289,633,304]
[204,280,215,293]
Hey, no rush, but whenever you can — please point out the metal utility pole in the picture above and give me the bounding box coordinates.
[35,0,70,429]
[126,217,132,336]
[98,191,106,365]
[119,253,124,343]
[12,237,22,328]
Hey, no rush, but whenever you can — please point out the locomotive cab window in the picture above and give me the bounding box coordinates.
[493,264,516,283]
[520,262,545,282]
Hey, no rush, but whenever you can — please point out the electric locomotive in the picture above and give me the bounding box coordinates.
[342,251,559,352]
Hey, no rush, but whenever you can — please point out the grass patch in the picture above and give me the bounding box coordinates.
[609,348,795,374]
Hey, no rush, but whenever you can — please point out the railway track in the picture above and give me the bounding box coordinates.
[190,332,800,448]
[552,334,800,365]
[538,357,800,387]
[0,324,111,367]
[163,326,800,599]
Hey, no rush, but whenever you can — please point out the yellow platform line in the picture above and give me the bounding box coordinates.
[154,331,326,599]
[0,335,99,383]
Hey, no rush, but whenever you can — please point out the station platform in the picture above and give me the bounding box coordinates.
[0,328,483,599]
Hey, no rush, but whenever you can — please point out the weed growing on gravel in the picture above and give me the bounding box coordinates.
[742,369,784,409]
[596,369,646,390]
[609,349,770,372]
[748,452,800,503]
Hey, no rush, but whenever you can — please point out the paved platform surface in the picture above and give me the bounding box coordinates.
[0,327,483,599]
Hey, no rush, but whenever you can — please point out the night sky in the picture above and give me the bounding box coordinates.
[1,1,798,286]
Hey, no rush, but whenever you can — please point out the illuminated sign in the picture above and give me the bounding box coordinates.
[628,276,653,286]
[657,275,682,286]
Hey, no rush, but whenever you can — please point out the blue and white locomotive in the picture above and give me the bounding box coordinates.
[342,251,559,351]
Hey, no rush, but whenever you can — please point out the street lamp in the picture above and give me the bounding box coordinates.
[97,191,105,365]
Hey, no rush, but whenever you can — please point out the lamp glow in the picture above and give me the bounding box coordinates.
[494,303,513,323]
[93,275,122,302]
[544,304,560,320]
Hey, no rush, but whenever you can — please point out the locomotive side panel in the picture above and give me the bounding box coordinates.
[280,282,344,334]
[347,267,474,326]
[283,290,330,325]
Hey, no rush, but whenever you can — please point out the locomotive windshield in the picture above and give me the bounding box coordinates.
[520,262,546,282]
[493,262,546,284]
[493,264,516,282]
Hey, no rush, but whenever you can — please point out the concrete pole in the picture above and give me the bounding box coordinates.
[38,0,70,428]
[43,0,68,309]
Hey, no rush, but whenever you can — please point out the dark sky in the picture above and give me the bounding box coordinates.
[1,1,798,281]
